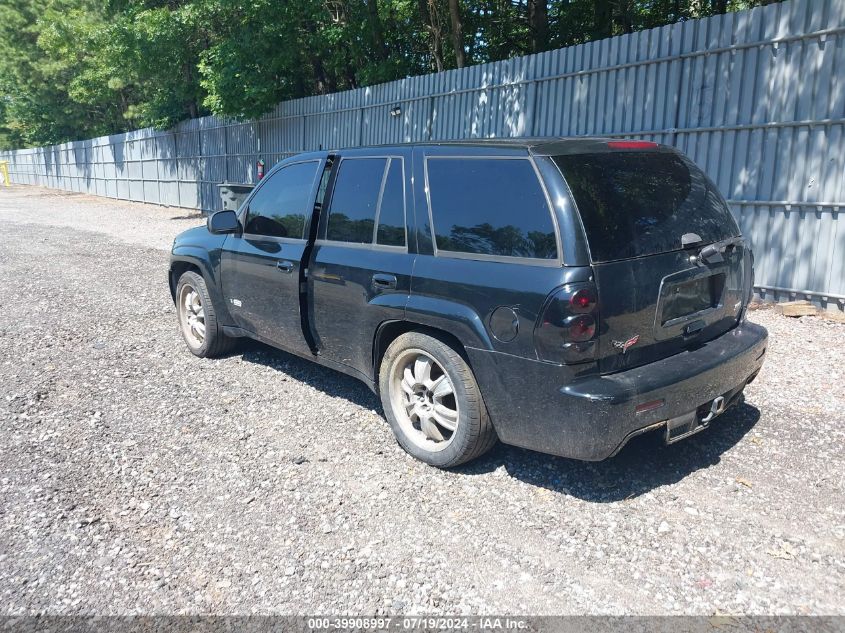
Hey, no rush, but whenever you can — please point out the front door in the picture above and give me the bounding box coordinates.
[221,159,323,355]
[308,150,413,376]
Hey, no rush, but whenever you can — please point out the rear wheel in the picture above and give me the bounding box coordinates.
[379,331,497,468]
[175,271,236,358]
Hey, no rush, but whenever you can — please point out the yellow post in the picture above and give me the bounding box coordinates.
[0,161,9,187]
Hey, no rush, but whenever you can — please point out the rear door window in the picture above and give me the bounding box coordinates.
[375,158,406,247]
[554,152,740,262]
[426,158,557,260]
[325,158,387,243]
[244,161,319,239]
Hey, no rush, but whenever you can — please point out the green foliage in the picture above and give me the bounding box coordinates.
[0,0,780,149]
[0,0,107,147]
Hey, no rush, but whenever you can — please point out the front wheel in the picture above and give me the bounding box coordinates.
[175,270,236,358]
[379,331,497,468]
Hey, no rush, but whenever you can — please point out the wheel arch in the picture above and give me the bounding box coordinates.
[169,248,234,325]
[372,320,473,388]
[372,294,496,386]
[169,260,203,302]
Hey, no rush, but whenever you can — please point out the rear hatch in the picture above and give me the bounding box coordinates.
[553,143,751,374]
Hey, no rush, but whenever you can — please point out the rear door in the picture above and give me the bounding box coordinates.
[307,148,413,376]
[220,159,323,356]
[554,145,750,374]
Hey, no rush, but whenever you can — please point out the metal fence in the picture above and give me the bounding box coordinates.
[2,0,844,306]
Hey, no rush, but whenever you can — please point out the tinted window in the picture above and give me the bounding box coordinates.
[376,158,406,247]
[316,163,332,207]
[244,161,319,238]
[554,152,740,262]
[326,158,387,243]
[427,158,557,260]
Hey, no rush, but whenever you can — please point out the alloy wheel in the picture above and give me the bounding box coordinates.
[389,349,460,452]
[178,284,206,349]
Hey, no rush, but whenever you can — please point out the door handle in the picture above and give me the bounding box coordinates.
[372,273,397,290]
[276,259,294,273]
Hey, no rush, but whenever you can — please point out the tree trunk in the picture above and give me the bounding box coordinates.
[592,0,612,40]
[527,0,549,53]
[418,0,445,72]
[313,56,337,95]
[182,64,199,119]
[672,0,682,20]
[615,0,634,34]
[447,0,466,68]
[344,59,359,89]
[366,0,389,61]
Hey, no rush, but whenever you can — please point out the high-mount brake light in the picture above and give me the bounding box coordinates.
[607,141,658,150]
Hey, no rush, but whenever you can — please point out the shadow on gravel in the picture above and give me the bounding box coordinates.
[238,339,381,410]
[20,190,87,198]
[235,339,760,502]
[460,402,761,502]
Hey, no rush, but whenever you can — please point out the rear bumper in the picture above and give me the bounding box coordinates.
[467,322,768,461]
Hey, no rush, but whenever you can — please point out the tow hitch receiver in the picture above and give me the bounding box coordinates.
[665,396,727,444]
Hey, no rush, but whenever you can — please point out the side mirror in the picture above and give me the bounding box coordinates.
[207,210,240,234]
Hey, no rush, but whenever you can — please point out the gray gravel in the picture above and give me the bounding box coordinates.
[0,185,843,615]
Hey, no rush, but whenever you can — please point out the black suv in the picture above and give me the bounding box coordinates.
[169,139,767,467]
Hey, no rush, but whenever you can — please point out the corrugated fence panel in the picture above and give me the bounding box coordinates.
[226,121,258,184]
[1,0,844,305]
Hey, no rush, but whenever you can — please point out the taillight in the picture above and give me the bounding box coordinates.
[567,315,596,342]
[569,288,596,312]
[535,283,600,364]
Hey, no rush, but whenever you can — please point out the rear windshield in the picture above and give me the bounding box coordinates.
[554,152,739,262]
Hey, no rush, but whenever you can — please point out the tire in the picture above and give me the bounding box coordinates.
[378,331,497,468]
[175,270,236,358]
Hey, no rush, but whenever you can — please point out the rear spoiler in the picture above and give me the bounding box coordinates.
[532,138,678,156]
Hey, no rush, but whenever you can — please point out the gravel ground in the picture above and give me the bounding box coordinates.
[0,185,843,616]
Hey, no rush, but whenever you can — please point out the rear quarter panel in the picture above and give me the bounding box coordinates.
[406,145,590,358]
[405,145,600,442]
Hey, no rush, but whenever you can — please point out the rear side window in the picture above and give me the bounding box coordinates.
[554,152,740,262]
[326,158,387,243]
[244,161,319,238]
[426,158,557,260]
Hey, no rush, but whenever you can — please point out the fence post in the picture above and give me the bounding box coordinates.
[223,121,229,184]
[173,131,182,208]
[155,135,163,206]
[670,20,687,148]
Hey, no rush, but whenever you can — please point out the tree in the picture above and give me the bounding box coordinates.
[103,1,213,127]
[0,0,783,150]
[0,0,116,147]
[418,0,446,72]
[527,0,549,53]
[448,0,466,68]
[592,0,612,39]
[366,0,390,63]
